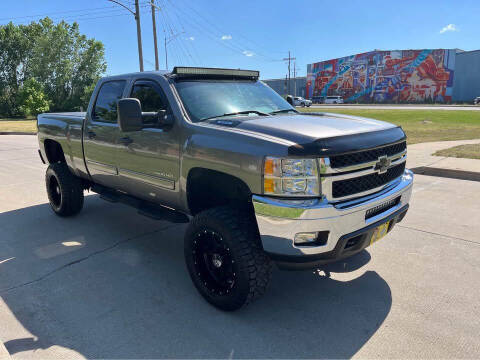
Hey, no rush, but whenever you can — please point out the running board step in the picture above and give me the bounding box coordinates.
[138,203,188,223]
[92,184,189,223]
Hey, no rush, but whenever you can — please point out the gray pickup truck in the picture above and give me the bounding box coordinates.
[37,67,413,311]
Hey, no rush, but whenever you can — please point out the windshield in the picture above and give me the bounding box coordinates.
[174,80,294,122]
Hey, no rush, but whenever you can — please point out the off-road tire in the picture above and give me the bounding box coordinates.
[184,206,272,311]
[45,162,84,217]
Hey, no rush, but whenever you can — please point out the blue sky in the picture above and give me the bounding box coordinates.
[1,0,478,79]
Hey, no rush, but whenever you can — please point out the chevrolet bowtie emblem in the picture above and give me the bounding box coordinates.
[374,155,391,174]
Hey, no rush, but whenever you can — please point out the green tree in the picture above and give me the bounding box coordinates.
[17,78,50,116]
[0,18,106,117]
[79,82,97,111]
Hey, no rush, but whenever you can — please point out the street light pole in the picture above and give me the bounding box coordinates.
[108,0,143,72]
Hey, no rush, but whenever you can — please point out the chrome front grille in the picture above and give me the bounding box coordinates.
[320,143,407,202]
[329,141,407,168]
[332,162,406,198]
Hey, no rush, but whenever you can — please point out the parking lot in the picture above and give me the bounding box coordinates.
[1,135,480,359]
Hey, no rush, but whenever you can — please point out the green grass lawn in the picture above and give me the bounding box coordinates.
[2,110,480,145]
[433,143,480,160]
[0,118,36,133]
[298,108,480,144]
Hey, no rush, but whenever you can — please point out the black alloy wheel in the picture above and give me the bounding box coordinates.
[48,175,62,208]
[184,206,272,311]
[45,162,84,217]
[192,229,235,296]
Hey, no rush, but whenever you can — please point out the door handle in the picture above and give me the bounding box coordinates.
[119,136,133,146]
[87,131,96,139]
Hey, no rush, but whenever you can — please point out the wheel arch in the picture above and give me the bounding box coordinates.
[43,139,66,164]
[186,167,254,216]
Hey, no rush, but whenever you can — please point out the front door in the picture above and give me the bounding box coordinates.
[115,80,180,208]
[83,80,126,187]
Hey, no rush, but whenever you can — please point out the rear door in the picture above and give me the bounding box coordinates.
[115,79,180,208]
[83,80,126,187]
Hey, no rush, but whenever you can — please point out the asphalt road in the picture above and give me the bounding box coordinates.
[1,135,479,359]
[307,104,480,111]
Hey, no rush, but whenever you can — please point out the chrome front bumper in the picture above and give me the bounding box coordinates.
[253,169,413,262]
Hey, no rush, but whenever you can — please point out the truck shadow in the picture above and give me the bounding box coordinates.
[0,196,391,358]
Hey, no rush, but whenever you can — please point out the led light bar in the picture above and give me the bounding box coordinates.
[172,66,259,79]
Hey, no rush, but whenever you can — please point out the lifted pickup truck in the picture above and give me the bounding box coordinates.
[37,67,413,311]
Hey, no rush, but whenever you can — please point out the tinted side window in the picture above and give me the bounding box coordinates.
[93,81,126,123]
[131,82,167,113]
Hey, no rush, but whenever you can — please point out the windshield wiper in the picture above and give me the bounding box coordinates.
[269,109,298,115]
[200,110,271,122]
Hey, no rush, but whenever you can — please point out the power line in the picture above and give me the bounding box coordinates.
[164,3,250,59]
[162,1,202,65]
[166,0,281,62]
[157,0,196,67]
[0,5,122,22]
[0,4,151,25]
[108,0,144,72]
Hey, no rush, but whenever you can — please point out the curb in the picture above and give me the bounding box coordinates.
[0,132,36,135]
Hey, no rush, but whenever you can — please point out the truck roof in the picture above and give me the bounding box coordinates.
[101,70,170,81]
[101,67,259,81]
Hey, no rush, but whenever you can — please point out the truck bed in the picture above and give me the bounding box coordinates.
[37,112,87,177]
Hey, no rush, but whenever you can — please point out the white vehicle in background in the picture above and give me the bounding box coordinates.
[474,96,480,105]
[292,96,312,107]
[324,96,344,104]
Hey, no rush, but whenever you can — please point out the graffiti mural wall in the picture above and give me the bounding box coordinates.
[306,49,456,103]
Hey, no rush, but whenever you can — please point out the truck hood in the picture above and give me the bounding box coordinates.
[207,112,406,156]
[237,113,396,142]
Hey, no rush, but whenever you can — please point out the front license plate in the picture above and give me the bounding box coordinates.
[370,221,391,245]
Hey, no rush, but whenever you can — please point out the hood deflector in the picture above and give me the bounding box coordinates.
[288,126,407,157]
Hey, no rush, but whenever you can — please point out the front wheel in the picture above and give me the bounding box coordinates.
[184,206,272,311]
[46,162,84,217]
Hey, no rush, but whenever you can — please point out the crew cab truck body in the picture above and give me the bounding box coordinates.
[37,67,413,311]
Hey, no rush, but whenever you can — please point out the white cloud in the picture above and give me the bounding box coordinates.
[185,36,195,41]
[242,50,254,57]
[221,35,232,40]
[439,24,458,34]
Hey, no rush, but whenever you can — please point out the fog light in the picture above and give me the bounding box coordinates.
[294,231,329,246]
[294,232,318,245]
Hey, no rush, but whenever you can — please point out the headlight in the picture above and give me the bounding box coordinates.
[263,157,320,196]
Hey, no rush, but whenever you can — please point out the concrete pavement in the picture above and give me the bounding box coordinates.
[1,135,480,358]
[407,138,480,171]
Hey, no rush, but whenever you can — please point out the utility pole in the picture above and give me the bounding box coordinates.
[293,61,297,97]
[150,0,159,70]
[164,36,168,70]
[134,0,144,72]
[108,0,144,72]
[283,51,296,95]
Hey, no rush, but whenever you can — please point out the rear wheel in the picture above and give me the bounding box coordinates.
[46,163,84,217]
[184,206,272,311]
